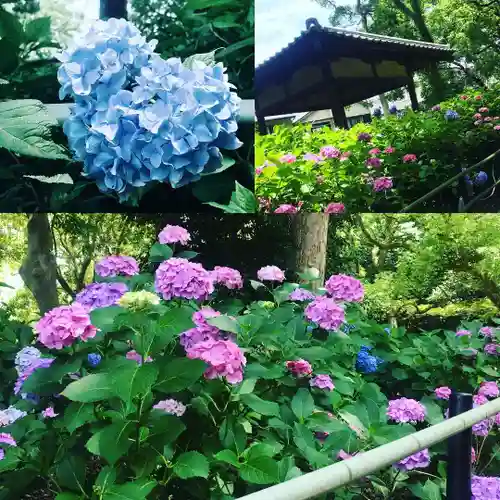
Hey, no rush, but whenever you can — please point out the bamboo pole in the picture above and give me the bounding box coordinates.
[238,397,500,500]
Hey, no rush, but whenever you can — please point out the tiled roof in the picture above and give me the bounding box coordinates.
[256,19,453,70]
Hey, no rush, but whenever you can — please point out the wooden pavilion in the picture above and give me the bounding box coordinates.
[255,18,454,133]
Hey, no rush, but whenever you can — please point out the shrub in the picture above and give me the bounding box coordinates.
[0,226,498,499]
[256,87,500,213]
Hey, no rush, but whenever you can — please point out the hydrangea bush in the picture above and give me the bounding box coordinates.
[256,86,500,213]
[58,18,242,203]
[0,226,499,499]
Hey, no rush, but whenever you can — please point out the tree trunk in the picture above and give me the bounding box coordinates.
[291,213,329,289]
[19,214,59,314]
[379,93,390,115]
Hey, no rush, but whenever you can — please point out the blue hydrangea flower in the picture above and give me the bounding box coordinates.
[372,107,382,118]
[475,171,488,185]
[341,323,356,333]
[306,325,314,333]
[58,19,242,202]
[15,346,41,375]
[444,110,459,120]
[88,353,102,367]
[384,327,391,335]
[389,104,397,114]
[356,346,384,374]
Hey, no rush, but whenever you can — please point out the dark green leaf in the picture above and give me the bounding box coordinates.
[149,243,173,263]
[64,402,97,433]
[239,456,280,485]
[241,394,280,417]
[173,451,209,479]
[206,314,239,334]
[291,388,314,422]
[86,421,134,464]
[55,455,86,493]
[61,374,115,402]
[155,358,206,392]
[90,306,122,334]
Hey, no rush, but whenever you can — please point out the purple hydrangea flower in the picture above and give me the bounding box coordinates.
[485,343,500,356]
[471,476,500,500]
[394,449,430,471]
[257,265,285,282]
[310,374,334,391]
[153,398,186,416]
[357,132,372,142]
[445,110,459,120]
[305,296,345,331]
[15,346,41,375]
[75,282,128,310]
[479,381,499,398]
[211,266,243,289]
[289,288,315,302]
[387,398,426,424]
[154,258,214,301]
[325,274,364,302]
[14,357,55,395]
[0,433,17,447]
[95,255,139,277]
[434,386,451,400]
[158,225,191,245]
[320,146,341,159]
[472,419,492,437]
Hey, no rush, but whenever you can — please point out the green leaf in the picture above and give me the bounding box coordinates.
[206,314,239,334]
[113,362,159,404]
[0,8,22,46]
[241,394,280,417]
[55,494,82,500]
[291,388,314,422]
[202,156,236,176]
[244,443,281,461]
[214,449,240,467]
[239,456,280,484]
[421,396,444,425]
[90,306,122,334]
[102,480,157,500]
[173,451,209,479]
[149,243,173,263]
[0,100,69,159]
[245,363,284,379]
[24,17,51,43]
[61,373,115,402]
[95,466,117,494]
[64,402,97,433]
[86,421,134,464]
[55,455,86,493]
[183,49,219,68]
[295,346,332,360]
[147,414,186,448]
[155,358,206,393]
[207,182,258,213]
[219,417,247,454]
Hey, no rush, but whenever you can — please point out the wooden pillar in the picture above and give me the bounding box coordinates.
[100,0,127,20]
[255,100,267,135]
[407,71,419,111]
[330,99,348,129]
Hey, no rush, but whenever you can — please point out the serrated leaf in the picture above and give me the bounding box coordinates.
[0,100,69,159]
[173,451,209,479]
[207,182,257,213]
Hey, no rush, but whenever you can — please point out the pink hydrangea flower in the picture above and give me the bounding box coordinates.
[473,113,482,120]
[369,148,381,155]
[475,95,483,100]
[494,125,500,131]
[257,265,285,282]
[310,374,334,391]
[305,296,345,331]
[289,288,315,301]
[479,107,489,113]
[274,204,298,214]
[495,413,500,426]
[255,166,264,175]
[325,202,345,214]
[186,338,246,384]
[153,398,186,416]
[365,157,382,168]
[285,359,312,377]
[480,326,495,337]
[403,154,417,163]
[485,343,500,356]
[384,146,395,153]
[479,381,499,398]
[211,266,243,289]
[42,407,58,419]
[484,116,493,122]
[158,225,191,245]
[35,303,97,350]
[435,386,451,400]
[192,307,220,330]
[474,394,488,406]
[431,105,441,111]
[456,329,472,337]
[337,449,353,460]
[95,255,139,277]
[0,433,17,447]
[387,398,426,423]
[373,177,393,192]
[259,197,271,212]
[471,447,476,463]
[320,146,341,159]
[154,258,214,301]
[280,154,296,164]
[340,151,352,161]
[126,350,153,364]
[460,95,469,100]
[394,449,430,471]
[325,274,364,302]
